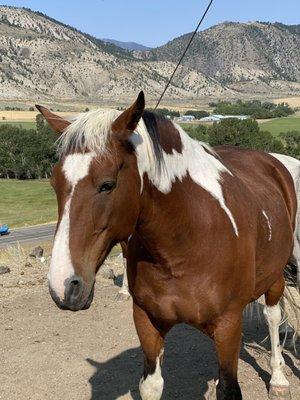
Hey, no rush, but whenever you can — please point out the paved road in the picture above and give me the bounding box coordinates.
[0,223,56,248]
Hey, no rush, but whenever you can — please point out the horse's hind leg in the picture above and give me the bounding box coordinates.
[264,276,291,399]
[133,302,168,400]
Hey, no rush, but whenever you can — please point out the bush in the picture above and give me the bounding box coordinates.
[185,118,293,156]
[280,131,300,159]
[182,124,209,142]
[0,116,57,179]
[184,110,209,119]
[213,100,294,119]
[148,108,180,118]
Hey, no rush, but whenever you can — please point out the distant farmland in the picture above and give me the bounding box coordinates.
[259,116,300,136]
[0,120,36,129]
[0,179,56,227]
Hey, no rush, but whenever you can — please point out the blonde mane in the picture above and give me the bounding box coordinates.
[57,109,122,156]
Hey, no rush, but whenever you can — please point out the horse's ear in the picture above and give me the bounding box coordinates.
[112,91,145,140]
[35,105,70,134]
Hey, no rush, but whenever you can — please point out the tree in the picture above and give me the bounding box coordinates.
[0,117,58,179]
[206,119,285,154]
[184,110,209,119]
[280,131,300,159]
[212,100,294,119]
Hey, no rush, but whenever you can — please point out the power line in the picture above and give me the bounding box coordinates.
[154,0,214,110]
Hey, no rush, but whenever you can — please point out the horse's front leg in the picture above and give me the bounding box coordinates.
[133,302,168,400]
[212,308,243,400]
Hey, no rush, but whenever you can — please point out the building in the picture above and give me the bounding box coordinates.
[200,114,250,122]
[176,115,196,122]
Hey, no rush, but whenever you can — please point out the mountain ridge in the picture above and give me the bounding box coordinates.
[0,6,299,103]
[102,38,151,52]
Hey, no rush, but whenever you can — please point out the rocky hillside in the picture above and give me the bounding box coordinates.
[149,21,300,95]
[0,6,229,102]
[0,6,299,103]
[102,38,151,51]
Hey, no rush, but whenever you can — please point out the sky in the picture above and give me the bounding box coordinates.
[1,0,300,47]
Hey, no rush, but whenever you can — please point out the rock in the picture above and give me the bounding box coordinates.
[0,265,10,275]
[25,262,33,268]
[29,246,44,259]
[100,268,115,280]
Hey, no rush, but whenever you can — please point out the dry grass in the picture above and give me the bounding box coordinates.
[0,110,73,122]
[273,96,300,108]
[0,243,50,297]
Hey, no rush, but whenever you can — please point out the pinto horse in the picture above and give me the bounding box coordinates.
[37,92,300,400]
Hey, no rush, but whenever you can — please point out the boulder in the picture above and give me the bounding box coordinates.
[0,265,10,275]
[29,246,44,259]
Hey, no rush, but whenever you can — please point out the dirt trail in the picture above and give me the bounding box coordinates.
[0,252,299,400]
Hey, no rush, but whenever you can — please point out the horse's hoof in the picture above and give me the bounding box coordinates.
[269,385,291,400]
[116,291,130,302]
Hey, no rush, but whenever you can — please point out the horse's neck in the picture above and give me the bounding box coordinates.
[136,177,195,265]
[134,128,238,261]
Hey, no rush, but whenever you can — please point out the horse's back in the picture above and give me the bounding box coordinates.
[215,146,297,286]
[215,146,297,222]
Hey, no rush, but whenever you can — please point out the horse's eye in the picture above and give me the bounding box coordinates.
[98,181,116,193]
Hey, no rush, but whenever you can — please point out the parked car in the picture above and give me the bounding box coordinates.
[0,224,9,235]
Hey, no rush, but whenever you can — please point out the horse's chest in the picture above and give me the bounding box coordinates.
[128,262,215,325]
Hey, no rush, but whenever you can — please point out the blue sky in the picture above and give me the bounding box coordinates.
[2,0,300,47]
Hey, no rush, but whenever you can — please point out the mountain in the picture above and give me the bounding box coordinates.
[102,39,151,52]
[0,6,228,102]
[0,6,299,103]
[149,21,300,95]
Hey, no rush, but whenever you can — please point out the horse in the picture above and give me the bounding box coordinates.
[36,92,300,400]
[270,153,300,287]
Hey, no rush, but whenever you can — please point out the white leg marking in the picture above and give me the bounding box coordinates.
[139,351,164,400]
[264,304,289,387]
[117,257,130,300]
[262,210,272,241]
[48,152,95,300]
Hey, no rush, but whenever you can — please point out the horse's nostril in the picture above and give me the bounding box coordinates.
[65,276,84,303]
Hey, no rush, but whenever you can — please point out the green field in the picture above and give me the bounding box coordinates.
[0,120,36,130]
[259,116,300,136]
[0,179,56,227]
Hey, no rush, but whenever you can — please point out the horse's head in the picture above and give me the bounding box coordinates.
[37,92,145,311]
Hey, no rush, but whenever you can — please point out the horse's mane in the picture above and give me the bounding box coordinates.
[57,108,166,166]
[57,109,121,156]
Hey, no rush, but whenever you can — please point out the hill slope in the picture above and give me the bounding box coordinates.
[149,21,300,95]
[0,7,299,103]
[102,38,151,51]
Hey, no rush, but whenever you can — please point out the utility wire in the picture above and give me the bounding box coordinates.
[154,0,214,110]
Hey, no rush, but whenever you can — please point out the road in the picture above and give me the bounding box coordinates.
[0,223,55,248]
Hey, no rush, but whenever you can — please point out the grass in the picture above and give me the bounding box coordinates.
[0,179,56,228]
[0,120,36,130]
[259,116,300,137]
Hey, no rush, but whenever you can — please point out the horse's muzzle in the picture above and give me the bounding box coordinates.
[49,277,95,311]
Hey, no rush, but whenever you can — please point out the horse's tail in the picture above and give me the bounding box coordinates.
[281,283,300,347]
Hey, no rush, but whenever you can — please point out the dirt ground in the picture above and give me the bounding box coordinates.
[0,246,299,400]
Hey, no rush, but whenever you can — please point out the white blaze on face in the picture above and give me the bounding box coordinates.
[49,152,95,300]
